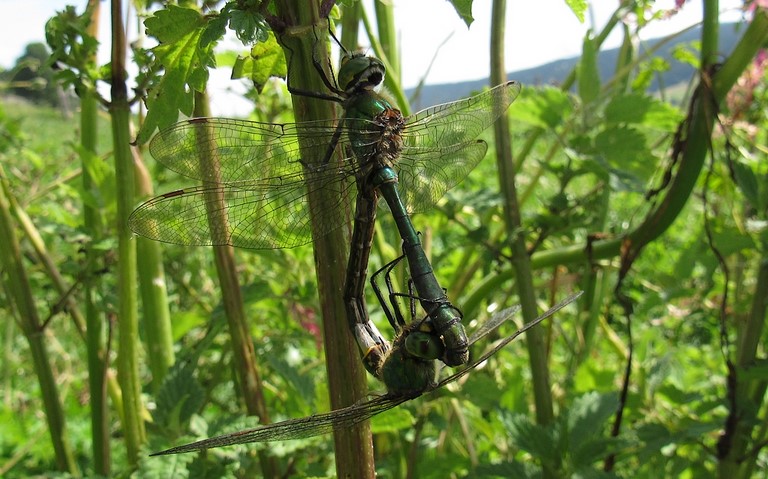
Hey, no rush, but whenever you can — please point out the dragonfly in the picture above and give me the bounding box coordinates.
[150,291,583,455]
[128,50,522,368]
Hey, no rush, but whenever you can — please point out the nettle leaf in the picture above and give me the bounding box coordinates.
[671,41,701,69]
[448,0,475,27]
[232,32,287,92]
[594,125,653,191]
[605,93,683,131]
[137,6,219,145]
[509,86,573,130]
[503,413,560,464]
[565,0,588,22]
[567,392,618,444]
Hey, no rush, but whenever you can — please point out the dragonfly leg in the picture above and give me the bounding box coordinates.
[279,25,344,104]
[371,254,408,332]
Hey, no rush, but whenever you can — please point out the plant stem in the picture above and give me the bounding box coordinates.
[110,0,144,465]
[192,90,277,479]
[491,10,557,476]
[273,1,375,476]
[0,167,79,475]
[79,0,110,473]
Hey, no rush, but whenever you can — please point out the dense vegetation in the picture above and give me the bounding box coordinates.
[0,1,766,478]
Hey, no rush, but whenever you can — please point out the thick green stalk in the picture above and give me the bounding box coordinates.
[0,168,79,475]
[374,0,399,79]
[360,5,409,115]
[340,1,360,49]
[192,90,276,479]
[491,4,557,464]
[133,158,175,390]
[79,0,110,473]
[273,2,375,476]
[110,0,144,465]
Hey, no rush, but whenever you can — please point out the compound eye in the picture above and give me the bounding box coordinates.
[404,331,443,360]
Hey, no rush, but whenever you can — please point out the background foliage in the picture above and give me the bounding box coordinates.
[0,0,767,478]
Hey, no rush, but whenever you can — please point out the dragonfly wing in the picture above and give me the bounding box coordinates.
[392,82,521,213]
[149,118,347,183]
[128,170,355,249]
[466,305,522,346]
[433,292,583,390]
[403,81,522,145]
[396,140,488,214]
[151,395,409,455]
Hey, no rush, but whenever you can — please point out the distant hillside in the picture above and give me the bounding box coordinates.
[408,22,742,109]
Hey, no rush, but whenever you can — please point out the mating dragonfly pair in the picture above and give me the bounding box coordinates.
[130,36,581,454]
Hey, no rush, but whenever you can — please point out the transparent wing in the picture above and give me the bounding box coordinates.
[130,82,521,249]
[394,81,522,213]
[151,394,408,455]
[434,291,583,389]
[130,118,363,248]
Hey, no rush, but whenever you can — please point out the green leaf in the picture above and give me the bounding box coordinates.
[594,125,652,191]
[605,93,683,131]
[732,159,760,208]
[448,0,475,27]
[232,32,287,91]
[671,42,701,69]
[229,9,271,44]
[154,361,206,432]
[136,6,217,144]
[565,0,588,22]
[370,406,414,433]
[509,86,573,130]
[578,31,600,105]
[503,413,560,464]
[568,391,619,443]
[144,5,203,44]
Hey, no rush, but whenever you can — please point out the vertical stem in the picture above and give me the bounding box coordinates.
[274,1,375,476]
[373,0,400,79]
[110,0,144,465]
[80,0,110,473]
[192,90,277,479]
[0,168,79,475]
[491,1,556,475]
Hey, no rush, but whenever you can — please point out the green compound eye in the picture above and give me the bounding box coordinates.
[337,53,386,93]
[404,331,444,360]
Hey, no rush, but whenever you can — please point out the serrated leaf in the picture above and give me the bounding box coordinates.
[137,7,218,144]
[568,391,619,443]
[232,32,287,91]
[370,406,414,433]
[448,0,475,27]
[578,31,600,105]
[509,86,573,130]
[594,125,652,191]
[566,0,587,22]
[144,5,203,44]
[605,93,683,131]
[503,413,560,463]
[229,9,270,44]
[154,362,206,430]
[671,42,700,68]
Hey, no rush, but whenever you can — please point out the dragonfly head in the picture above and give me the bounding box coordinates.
[338,52,386,95]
